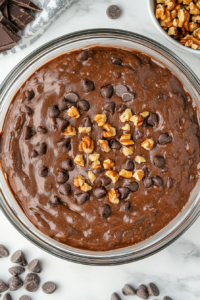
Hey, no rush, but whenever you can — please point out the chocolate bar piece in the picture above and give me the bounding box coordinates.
[0,15,19,33]
[0,0,7,10]
[0,23,19,42]
[8,3,34,30]
[11,0,41,12]
[2,3,9,19]
[0,25,16,53]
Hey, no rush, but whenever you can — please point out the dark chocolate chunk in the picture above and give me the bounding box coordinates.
[77,51,89,62]
[120,200,131,212]
[24,126,35,140]
[22,105,33,115]
[81,78,95,92]
[143,177,153,188]
[76,192,90,205]
[83,116,92,127]
[27,259,41,273]
[37,126,47,133]
[0,280,8,292]
[110,138,121,150]
[158,133,172,145]
[58,183,71,195]
[35,142,46,155]
[147,283,159,296]
[100,176,111,186]
[2,5,10,21]
[0,23,19,43]
[116,84,128,97]
[56,171,69,184]
[48,105,60,118]
[100,84,113,98]
[0,0,7,10]
[42,281,56,294]
[117,104,127,113]
[9,3,34,30]
[147,113,158,127]
[8,276,23,291]
[9,266,25,276]
[61,158,74,171]
[142,166,149,176]
[48,195,60,207]
[59,98,73,111]
[38,166,48,178]
[137,284,149,299]
[127,182,139,192]
[0,26,16,53]
[64,92,79,103]
[134,129,144,140]
[111,57,122,65]
[106,5,121,19]
[104,101,115,114]
[56,117,68,132]
[24,273,40,292]
[122,284,135,295]
[167,177,173,189]
[152,176,163,187]
[119,187,130,200]
[122,92,135,102]
[93,186,107,199]
[3,293,12,300]
[77,99,90,111]
[0,244,9,258]
[163,297,173,300]
[111,292,121,300]
[19,296,31,300]
[11,250,27,266]
[123,159,134,171]
[153,155,165,168]
[99,203,112,218]
[24,90,34,100]
[11,0,42,12]
[57,138,70,149]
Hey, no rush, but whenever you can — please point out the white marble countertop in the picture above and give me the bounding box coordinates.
[1,1,200,299]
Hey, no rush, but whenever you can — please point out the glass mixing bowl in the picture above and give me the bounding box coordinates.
[0,29,200,265]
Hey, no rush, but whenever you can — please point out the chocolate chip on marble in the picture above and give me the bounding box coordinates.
[9,266,25,276]
[104,101,115,114]
[122,92,135,102]
[56,171,69,184]
[11,250,27,266]
[3,293,12,300]
[143,177,153,188]
[106,5,121,19]
[57,138,70,150]
[119,187,130,200]
[117,104,127,113]
[83,116,92,127]
[24,126,35,140]
[99,203,112,218]
[56,117,68,132]
[64,92,79,103]
[100,84,113,98]
[24,273,40,292]
[77,51,89,62]
[116,84,128,97]
[136,285,149,299]
[110,138,121,150]
[37,126,47,134]
[8,276,23,291]
[122,284,135,295]
[111,57,122,65]
[42,281,56,294]
[76,192,90,205]
[127,182,139,192]
[28,259,41,273]
[48,105,60,118]
[81,79,95,92]
[19,296,31,300]
[0,245,9,258]
[77,99,90,111]
[23,105,33,115]
[158,133,172,145]
[161,166,169,173]
[38,166,48,178]
[163,297,173,300]
[153,176,163,187]
[59,98,73,111]
[147,283,160,296]
[61,158,74,171]
[123,159,134,171]
[134,129,144,140]
[94,186,107,199]
[30,150,38,158]
[147,113,158,127]
[153,155,165,168]
[167,177,174,189]
[100,176,111,186]
[58,183,71,195]
[35,142,46,155]
[25,90,35,101]
[0,280,8,292]
[120,200,131,212]
[111,292,121,300]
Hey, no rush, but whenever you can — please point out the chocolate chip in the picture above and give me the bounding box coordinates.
[37,126,47,134]
[142,166,149,176]
[100,176,111,186]
[81,79,95,92]
[77,99,90,111]
[127,182,139,192]
[153,155,165,168]
[58,183,71,195]
[23,105,33,115]
[110,138,121,150]
[57,138,70,150]
[27,259,41,273]
[111,57,122,65]
[167,177,173,189]
[19,296,31,300]
[77,51,89,62]
[122,284,135,295]
[147,113,158,127]
[122,92,135,102]
[106,5,121,19]
[120,200,131,212]
[24,126,35,140]
[11,250,27,266]
[0,245,9,258]
[143,177,153,188]
[161,166,169,173]
[8,266,25,276]
[136,285,149,299]
[99,203,112,218]
[147,283,160,296]
[123,159,134,171]
[3,293,12,300]
[61,158,74,171]
[42,281,56,294]
[64,92,79,103]
[116,72,121,78]
[56,117,68,132]
[38,166,48,178]
[76,192,90,204]
[59,98,73,111]
[117,104,127,113]
[83,116,92,127]
[94,186,107,199]
[134,130,144,140]
[111,292,121,300]
[8,276,23,291]
[119,187,130,200]
[0,281,8,292]
[35,142,46,155]
[48,105,60,118]
[56,171,69,184]
[163,297,173,300]
[153,176,163,187]
[104,101,115,114]
[158,133,172,145]
[24,273,40,292]
[116,84,128,97]
[30,150,38,158]
[100,84,113,98]
[25,90,35,100]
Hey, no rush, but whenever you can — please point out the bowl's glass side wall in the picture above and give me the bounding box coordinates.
[0,30,200,265]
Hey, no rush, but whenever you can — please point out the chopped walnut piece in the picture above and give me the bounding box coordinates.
[192,15,200,23]
[63,126,76,136]
[193,28,200,39]
[74,175,85,187]
[103,123,116,137]
[105,170,120,183]
[88,171,96,183]
[91,160,102,169]
[168,26,178,35]
[121,124,130,131]
[89,152,100,161]
[79,136,94,154]
[81,183,92,192]
[74,155,85,167]
[119,109,132,122]
[94,114,107,126]
[67,106,80,119]
[109,188,120,204]
[141,139,154,151]
[130,115,144,127]
[133,169,145,181]
[187,2,200,14]
[98,140,111,152]
[103,159,115,169]
[78,127,91,134]
[122,146,134,156]
[140,111,150,118]
[120,134,134,146]
[156,4,167,20]
[119,169,132,178]
[189,22,198,32]
[135,155,146,164]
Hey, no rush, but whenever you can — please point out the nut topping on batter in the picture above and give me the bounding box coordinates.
[120,134,134,146]
[119,169,133,178]
[109,189,120,204]
[88,171,96,183]
[141,139,154,150]
[135,155,146,164]
[122,146,134,156]
[63,126,76,136]
[103,123,116,137]
[94,114,107,126]
[78,127,91,134]
[130,115,144,127]
[79,136,94,154]
[98,140,111,152]
[67,106,80,119]
[74,175,85,187]
[103,159,115,169]
[133,170,145,181]
[74,155,85,167]
[119,108,132,122]
[105,170,120,183]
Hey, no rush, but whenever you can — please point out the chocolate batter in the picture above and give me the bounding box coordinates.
[1,46,200,251]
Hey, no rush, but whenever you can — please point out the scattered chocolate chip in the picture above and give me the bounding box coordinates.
[58,183,71,196]
[104,101,115,114]
[35,142,46,155]
[25,90,35,100]
[122,92,135,102]
[111,57,122,65]
[56,117,68,132]
[11,250,27,266]
[123,159,134,171]
[0,245,9,258]
[56,171,69,184]
[57,138,70,150]
[153,176,163,187]
[24,126,35,140]
[163,297,173,300]
[30,150,38,158]
[158,133,172,145]
[122,284,135,295]
[134,130,144,140]
[147,283,159,296]
[153,155,165,168]
[143,177,153,188]
[100,176,111,186]
[94,186,107,199]
[116,72,121,78]
[120,200,131,212]
[100,84,113,98]
[99,203,112,218]
[136,284,149,299]
[8,266,25,276]
[19,296,31,300]
[28,259,41,273]
[77,99,90,111]
[37,126,47,134]
[23,105,33,115]
[110,138,121,150]
[77,51,89,62]
[59,99,73,111]
[106,5,121,19]
[24,273,40,292]
[119,187,130,200]
[76,192,90,204]
[167,177,174,189]
[0,281,8,292]
[3,293,12,300]
[42,281,56,294]
[161,166,169,173]
[117,104,127,113]
[127,182,139,192]
[83,116,92,127]
[116,84,128,97]
[111,292,121,300]
[48,105,60,118]
[147,113,158,127]
[64,92,79,103]
[81,79,95,92]
[142,166,149,176]
[8,276,23,291]
[61,158,74,171]
[38,166,48,178]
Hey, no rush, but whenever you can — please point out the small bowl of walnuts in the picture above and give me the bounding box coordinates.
[148,0,200,53]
